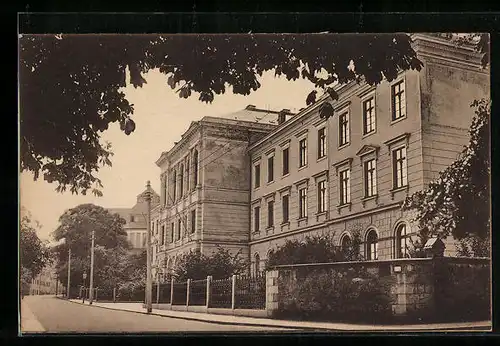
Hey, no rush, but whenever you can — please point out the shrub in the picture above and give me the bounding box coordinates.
[173,246,247,281]
[266,232,363,269]
[279,267,392,323]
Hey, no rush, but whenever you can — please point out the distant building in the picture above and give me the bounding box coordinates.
[108,188,160,253]
[151,106,292,281]
[29,264,63,295]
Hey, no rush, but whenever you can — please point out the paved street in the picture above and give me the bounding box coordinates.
[21,295,292,333]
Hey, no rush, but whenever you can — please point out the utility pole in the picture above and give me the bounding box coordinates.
[89,229,96,305]
[67,247,71,299]
[145,180,153,313]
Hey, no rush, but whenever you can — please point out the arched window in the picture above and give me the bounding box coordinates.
[172,170,177,201]
[193,150,199,188]
[179,164,184,197]
[186,158,190,192]
[365,229,378,260]
[395,223,410,258]
[340,233,352,252]
[254,253,260,276]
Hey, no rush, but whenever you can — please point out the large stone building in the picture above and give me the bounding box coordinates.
[248,33,489,273]
[150,33,489,279]
[151,107,294,280]
[108,188,160,253]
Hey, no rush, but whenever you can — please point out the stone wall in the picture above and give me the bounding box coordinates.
[266,257,490,323]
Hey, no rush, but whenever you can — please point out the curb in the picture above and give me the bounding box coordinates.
[62,299,491,332]
[63,298,317,331]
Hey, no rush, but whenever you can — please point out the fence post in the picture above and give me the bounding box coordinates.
[113,287,116,303]
[231,275,236,310]
[206,276,212,309]
[186,279,191,308]
[170,277,174,308]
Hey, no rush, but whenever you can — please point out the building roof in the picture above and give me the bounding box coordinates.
[156,105,293,166]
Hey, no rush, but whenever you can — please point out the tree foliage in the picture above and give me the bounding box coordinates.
[20,33,425,195]
[173,246,247,281]
[402,99,490,256]
[51,203,130,289]
[20,209,52,281]
[266,232,363,269]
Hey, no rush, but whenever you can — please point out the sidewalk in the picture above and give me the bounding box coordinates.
[68,299,491,332]
[20,297,46,334]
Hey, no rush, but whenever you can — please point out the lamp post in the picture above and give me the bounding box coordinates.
[82,272,87,303]
[89,229,96,305]
[145,181,153,313]
[67,247,71,299]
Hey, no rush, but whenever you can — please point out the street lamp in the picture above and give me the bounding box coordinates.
[82,272,87,303]
[144,181,153,313]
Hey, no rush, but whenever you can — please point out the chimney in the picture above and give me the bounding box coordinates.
[246,104,256,110]
[277,109,291,125]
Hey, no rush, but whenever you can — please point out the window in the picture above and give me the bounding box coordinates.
[395,223,409,258]
[299,138,307,167]
[172,170,177,201]
[130,215,135,222]
[186,158,190,192]
[341,234,352,252]
[317,180,327,213]
[282,195,289,223]
[177,219,181,241]
[364,159,377,197]
[339,112,349,146]
[363,97,376,134]
[299,187,308,218]
[191,210,196,233]
[254,164,261,188]
[318,127,326,159]
[366,230,378,260]
[392,147,408,188]
[160,225,165,245]
[282,147,290,175]
[268,156,274,183]
[339,169,351,205]
[170,223,174,243]
[193,150,199,188]
[254,206,261,232]
[267,201,274,227]
[391,80,406,121]
[179,164,184,197]
[184,215,188,237]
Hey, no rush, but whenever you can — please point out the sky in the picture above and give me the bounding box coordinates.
[20,69,317,242]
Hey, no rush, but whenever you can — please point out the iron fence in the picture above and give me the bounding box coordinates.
[171,282,187,305]
[209,277,232,308]
[189,279,207,306]
[235,273,266,309]
[116,286,145,302]
[158,282,171,304]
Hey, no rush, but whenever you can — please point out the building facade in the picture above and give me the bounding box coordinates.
[108,188,160,253]
[29,264,64,295]
[247,33,489,273]
[151,107,293,280]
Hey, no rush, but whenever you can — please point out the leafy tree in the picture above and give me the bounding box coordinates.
[20,209,52,281]
[266,233,362,269]
[402,99,490,257]
[173,246,247,281]
[51,203,130,289]
[20,33,426,195]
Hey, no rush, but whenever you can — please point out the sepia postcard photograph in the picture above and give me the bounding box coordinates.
[18,28,492,335]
